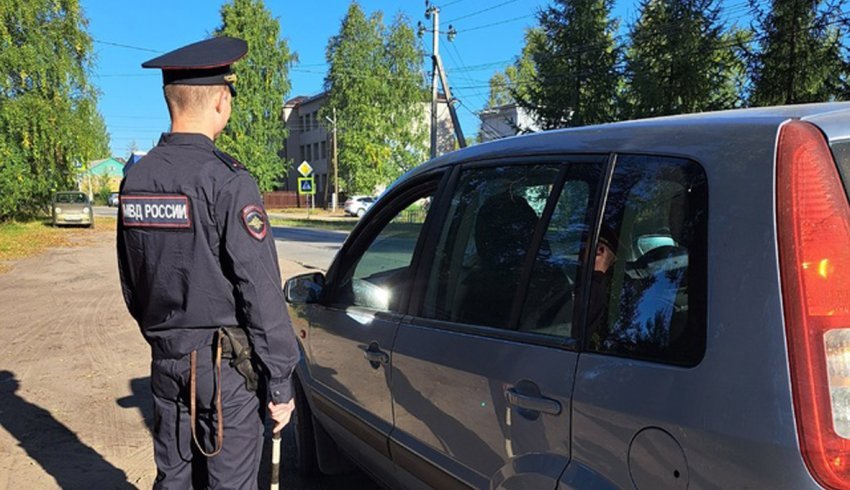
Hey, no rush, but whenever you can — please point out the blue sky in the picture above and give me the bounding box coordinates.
[81,0,752,158]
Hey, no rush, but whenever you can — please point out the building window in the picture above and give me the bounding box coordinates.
[321,141,327,159]
[313,143,319,162]
[299,115,305,133]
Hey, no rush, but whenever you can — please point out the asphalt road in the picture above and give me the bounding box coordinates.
[272,226,347,273]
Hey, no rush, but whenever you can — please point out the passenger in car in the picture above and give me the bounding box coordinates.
[587,225,619,344]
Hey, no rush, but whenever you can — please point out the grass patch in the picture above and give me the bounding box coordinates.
[0,217,115,270]
[269,218,357,233]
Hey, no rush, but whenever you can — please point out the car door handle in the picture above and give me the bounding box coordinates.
[505,388,562,416]
[363,348,389,365]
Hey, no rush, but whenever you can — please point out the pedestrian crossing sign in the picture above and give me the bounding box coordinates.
[297,177,315,196]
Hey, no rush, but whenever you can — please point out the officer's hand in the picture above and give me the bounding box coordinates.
[268,399,295,433]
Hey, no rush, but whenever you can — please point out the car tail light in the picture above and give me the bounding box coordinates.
[778,120,850,488]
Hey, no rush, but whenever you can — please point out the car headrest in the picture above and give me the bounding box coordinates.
[475,192,538,267]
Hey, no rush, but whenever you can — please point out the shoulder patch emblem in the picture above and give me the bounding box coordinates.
[241,205,267,241]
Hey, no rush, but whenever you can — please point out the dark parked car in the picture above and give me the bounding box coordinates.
[284,103,850,489]
[52,191,93,228]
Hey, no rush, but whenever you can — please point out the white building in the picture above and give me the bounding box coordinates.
[478,103,540,142]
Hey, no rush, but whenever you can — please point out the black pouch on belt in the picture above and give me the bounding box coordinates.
[219,327,259,392]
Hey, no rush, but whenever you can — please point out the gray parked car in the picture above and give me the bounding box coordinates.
[284,103,850,489]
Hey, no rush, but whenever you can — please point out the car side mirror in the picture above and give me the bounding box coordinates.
[285,272,325,304]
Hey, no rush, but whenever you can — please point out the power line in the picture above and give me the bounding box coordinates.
[93,39,164,54]
[438,0,468,8]
[445,0,520,24]
[455,14,535,33]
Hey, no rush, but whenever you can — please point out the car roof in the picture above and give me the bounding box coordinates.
[397,102,850,185]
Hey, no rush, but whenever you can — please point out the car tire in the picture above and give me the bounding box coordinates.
[293,375,318,476]
[356,208,366,218]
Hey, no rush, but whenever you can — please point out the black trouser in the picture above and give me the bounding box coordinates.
[150,344,264,489]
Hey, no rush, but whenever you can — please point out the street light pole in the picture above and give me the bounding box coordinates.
[325,107,339,213]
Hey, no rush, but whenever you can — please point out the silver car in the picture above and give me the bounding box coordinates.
[284,103,850,489]
[343,195,376,218]
[52,191,93,227]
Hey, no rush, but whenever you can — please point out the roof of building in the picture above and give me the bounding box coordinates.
[83,157,124,177]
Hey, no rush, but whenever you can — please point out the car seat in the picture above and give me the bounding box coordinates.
[457,192,539,328]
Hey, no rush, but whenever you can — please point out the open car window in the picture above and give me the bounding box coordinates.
[330,187,435,312]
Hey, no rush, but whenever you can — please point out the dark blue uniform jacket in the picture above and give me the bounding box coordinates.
[117,132,298,404]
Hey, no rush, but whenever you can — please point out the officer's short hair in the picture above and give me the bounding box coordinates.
[164,84,225,116]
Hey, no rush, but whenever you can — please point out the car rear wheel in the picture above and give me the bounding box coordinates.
[293,375,318,475]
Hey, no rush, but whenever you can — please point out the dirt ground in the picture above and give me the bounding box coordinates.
[0,225,371,489]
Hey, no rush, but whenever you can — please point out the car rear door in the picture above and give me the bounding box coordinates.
[563,154,709,489]
[389,157,608,488]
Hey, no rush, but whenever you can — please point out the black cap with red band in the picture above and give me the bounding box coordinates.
[141,36,247,97]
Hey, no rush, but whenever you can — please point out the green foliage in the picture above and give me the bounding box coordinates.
[748,0,848,106]
[322,2,427,195]
[94,171,112,205]
[0,0,110,221]
[623,0,746,118]
[487,72,512,108]
[215,0,296,192]
[518,0,621,129]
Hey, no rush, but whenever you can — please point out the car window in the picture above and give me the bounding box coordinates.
[331,187,434,312]
[588,155,707,365]
[517,173,599,338]
[55,193,87,204]
[421,164,588,331]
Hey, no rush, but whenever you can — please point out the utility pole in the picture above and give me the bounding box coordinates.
[420,2,466,159]
[325,108,339,213]
[428,4,439,160]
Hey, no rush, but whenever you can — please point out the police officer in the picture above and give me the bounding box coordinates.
[116,36,299,489]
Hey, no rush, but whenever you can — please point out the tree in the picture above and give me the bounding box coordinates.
[623,0,746,118]
[748,0,848,106]
[0,0,110,221]
[517,0,621,129]
[215,0,296,192]
[486,71,512,108]
[322,2,427,195]
[485,28,541,109]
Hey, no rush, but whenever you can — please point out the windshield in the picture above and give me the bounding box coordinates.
[55,193,88,204]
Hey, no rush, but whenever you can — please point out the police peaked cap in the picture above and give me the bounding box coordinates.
[142,36,247,96]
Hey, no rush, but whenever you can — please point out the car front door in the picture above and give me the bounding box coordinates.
[303,173,443,466]
[389,158,607,488]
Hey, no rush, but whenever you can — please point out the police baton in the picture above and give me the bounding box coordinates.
[270,430,282,490]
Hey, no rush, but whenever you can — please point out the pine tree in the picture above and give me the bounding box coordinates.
[323,2,426,195]
[749,0,848,106]
[623,0,746,118]
[0,0,109,220]
[215,0,296,192]
[518,0,621,129]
